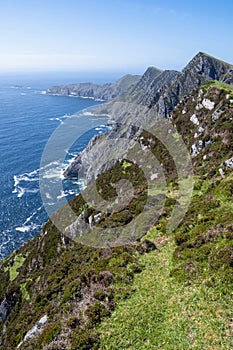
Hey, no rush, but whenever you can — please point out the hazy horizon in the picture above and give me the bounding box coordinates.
[1,0,233,73]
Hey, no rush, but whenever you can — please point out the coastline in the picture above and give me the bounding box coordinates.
[47,91,106,102]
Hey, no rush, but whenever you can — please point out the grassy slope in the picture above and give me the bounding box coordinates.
[98,176,233,349]
[0,82,232,349]
[98,82,233,349]
[99,243,232,349]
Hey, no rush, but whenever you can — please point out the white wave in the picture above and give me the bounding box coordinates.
[24,206,43,224]
[17,186,25,198]
[66,189,78,196]
[57,190,66,200]
[15,223,41,233]
[64,149,77,157]
[80,95,95,100]
[18,175,39,182]
[49,117,64,124]
[49,114,69,124]
[40,90,47,95]
[45,192,52,200]
[47,202,56,206]
[42,167,64,180]
[0,236,11,251]
[83,111,94,116]
[41,160,61,170]
[26,189,40,194]
[13,175,19,188]
[15,226,30,233]
[12,169,41,197]
[20,93,26,96]
[15,206,43,233]
[67,157,76,165]
[12,156,80,199]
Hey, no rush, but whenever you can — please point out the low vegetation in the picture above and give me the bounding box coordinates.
[0,83,232,349]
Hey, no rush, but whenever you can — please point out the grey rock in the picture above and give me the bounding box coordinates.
[47,74,141,101]
[64,52,233,179]
[225,157,233,168]
[0,299,10,323]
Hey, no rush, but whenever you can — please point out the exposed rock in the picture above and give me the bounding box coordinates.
[0,299,10,323]
[202,98,215,110]
[225,157,233,168]
[219,168,224,177]
[65,52,233,179]
[212,109,224,121]
[47,74,141,101]
[24,315,48,340]
[17,315,48,348]
[191,143,200,157]
[190,114,199,125]
[1,57,233,349]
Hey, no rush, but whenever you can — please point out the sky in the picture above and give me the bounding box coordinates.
[0,0,233,75]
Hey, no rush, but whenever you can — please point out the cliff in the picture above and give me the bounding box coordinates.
[64,52,233,181]
[47,74,141,101]
[94,52,233,117]
[0,76,232,349]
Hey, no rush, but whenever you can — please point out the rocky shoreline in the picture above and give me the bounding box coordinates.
[63,52,233,181]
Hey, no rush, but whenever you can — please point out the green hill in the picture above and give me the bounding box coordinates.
[0,52,233,349]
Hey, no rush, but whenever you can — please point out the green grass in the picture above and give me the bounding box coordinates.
[3,253,27,281]
[202,80,233,93]
[1,83,232,349]
[98,230,232,350]
[20,282,30,301]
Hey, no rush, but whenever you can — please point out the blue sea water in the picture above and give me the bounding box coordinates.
[0,73,110,259]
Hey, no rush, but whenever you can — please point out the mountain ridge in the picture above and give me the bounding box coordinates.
[64,52,233,180]
[47,74,141,101]
[0,53,233,349]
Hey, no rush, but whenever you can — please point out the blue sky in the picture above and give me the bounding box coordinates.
[0,0,233,74]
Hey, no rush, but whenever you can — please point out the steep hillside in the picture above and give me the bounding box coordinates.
[47,74,141,101]
[152,52,233,117]
[99,81,233,349]
[0,81,232,349]
[64,53,233,182]
[94,52,233,118]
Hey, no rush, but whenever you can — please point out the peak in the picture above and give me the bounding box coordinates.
[188,52,233,67]
[146,66,163,73]
[141,66,163,80]
[197,51,208,56]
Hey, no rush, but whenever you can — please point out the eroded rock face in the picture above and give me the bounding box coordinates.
[47,74,141,101]
[0,299,10,323]
[65,52,233,180]
[24,315,48,341]
[1,53,233,350]
[17,315,48,349]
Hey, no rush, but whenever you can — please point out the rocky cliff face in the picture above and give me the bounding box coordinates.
[47,74,141,101]
[151,52,233,117]
[112,52,233,117]
[65,52,233,180]
[0,80,232,349]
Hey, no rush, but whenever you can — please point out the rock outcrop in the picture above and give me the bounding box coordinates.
[47,74,141,101]
[1,75,233,349]
[65,52,233,180]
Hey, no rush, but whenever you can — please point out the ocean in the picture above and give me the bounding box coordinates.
[0,72,110,259]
